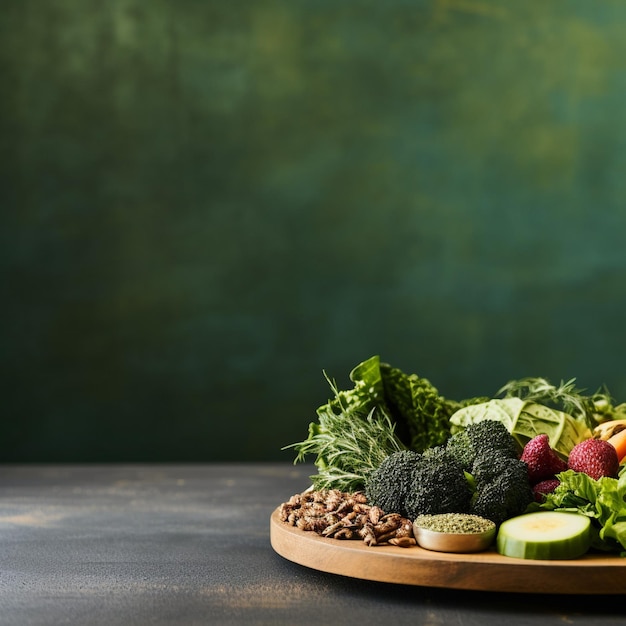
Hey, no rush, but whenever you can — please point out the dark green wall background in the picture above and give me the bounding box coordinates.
[2,1,626,462]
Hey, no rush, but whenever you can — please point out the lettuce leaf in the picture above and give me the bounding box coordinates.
[537,467,626,555]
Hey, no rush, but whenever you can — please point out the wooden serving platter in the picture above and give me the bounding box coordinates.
[270,508,625,594]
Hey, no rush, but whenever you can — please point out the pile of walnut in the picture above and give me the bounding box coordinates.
[278,489,416,547]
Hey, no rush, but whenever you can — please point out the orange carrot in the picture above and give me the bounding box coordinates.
[607,428,626,463]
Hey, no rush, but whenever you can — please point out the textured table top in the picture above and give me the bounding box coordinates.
[0,463,622,625]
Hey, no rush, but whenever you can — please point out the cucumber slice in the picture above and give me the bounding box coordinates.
[496,511,591,560]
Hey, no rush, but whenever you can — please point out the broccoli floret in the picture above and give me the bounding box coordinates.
[365,427,532,525]
[469,454,534,525]
[364,450,422,516]
[446,419,520,470]
[403,447,473,519]
[380,363,459,452]
[444,431,476,470]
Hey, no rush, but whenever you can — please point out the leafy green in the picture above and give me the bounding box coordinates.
[379,362,460,452]
[449,398,593,458]
[533,467,626,555]
[321,355,386,418]
[316,355,460,453]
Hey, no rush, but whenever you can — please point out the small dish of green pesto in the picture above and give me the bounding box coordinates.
[413,513,496,553]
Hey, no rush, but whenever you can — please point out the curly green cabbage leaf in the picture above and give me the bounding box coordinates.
[379,362,460,452]
[320,355,387,418]
[449,398,593,459]
[322,354,460,453]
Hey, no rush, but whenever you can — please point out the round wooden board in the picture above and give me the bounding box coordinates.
[270,508,626,594]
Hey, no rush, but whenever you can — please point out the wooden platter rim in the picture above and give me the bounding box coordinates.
[270,507,626,594]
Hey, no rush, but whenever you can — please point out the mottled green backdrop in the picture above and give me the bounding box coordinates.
[2,1,626,462]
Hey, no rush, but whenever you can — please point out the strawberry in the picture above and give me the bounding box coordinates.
[520,434,568,483]
[532,478,560,502]
[567,438,619,480]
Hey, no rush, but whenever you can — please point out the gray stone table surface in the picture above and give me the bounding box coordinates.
[0,463,622,625]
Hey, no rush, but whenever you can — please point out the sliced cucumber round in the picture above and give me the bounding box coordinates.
[496,511,591,560]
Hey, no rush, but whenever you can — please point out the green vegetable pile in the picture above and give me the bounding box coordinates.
[285,355,611,488]
[284,355,626,544]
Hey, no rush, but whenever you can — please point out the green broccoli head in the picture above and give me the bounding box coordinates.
[470,454,534,526]
[446,419,520,470]
[364,450,422,516]
[403,446,473,519]
[364,426,532,526]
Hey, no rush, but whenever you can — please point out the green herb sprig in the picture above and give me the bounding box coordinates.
[497,376,615,428]
[283,404,405,492]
